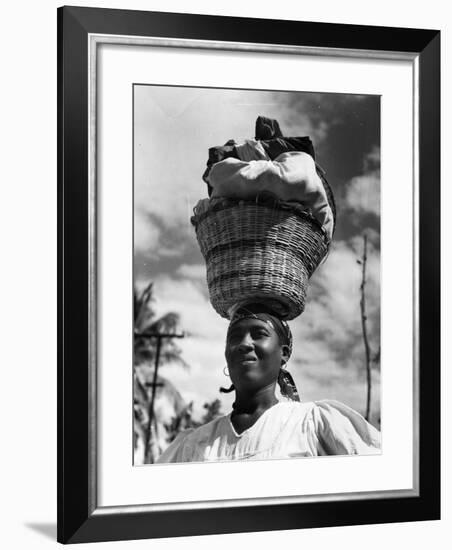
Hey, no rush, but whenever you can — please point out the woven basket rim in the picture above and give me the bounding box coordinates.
[191,196,332,244]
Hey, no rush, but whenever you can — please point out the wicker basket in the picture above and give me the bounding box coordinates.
[191,191,333,320]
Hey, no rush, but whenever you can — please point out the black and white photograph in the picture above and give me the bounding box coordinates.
[49,3,441,545]
[132,85,381,465]
[0,0,447,545]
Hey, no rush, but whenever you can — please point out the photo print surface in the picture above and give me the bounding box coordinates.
[133,85,381,465]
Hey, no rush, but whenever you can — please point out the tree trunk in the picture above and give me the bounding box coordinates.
[359,235,372,421]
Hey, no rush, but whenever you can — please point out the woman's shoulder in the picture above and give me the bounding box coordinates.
[273,400,316,415]
[274,399,380,452]
[156,414,229,463]
[280,398,372,420]
[309,399,376,427]
[299,399,377,430]
[255,399,375,424]
[308,399,381,453]
[186,413,229,441]
[264,400,317,425]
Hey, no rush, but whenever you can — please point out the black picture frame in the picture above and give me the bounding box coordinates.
[57,5,440,544]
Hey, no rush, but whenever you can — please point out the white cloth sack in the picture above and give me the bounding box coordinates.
[207,151,334,239]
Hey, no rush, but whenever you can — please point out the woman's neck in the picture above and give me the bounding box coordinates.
[229,385,278,435]
[232,384,278,415]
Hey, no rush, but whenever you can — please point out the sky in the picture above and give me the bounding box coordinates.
[133,84,381,426]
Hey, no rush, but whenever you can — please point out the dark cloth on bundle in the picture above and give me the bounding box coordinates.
[203,116,316,196]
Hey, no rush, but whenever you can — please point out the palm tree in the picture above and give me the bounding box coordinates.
[133,281,188,463]
[134,282,188,368]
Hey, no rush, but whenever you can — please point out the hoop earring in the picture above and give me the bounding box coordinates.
[278,368,301,402]
[223,366,230,377]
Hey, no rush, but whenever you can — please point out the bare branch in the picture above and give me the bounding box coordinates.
[359,234,373,421]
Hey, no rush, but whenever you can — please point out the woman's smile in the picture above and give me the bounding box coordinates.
[237,355,257,365]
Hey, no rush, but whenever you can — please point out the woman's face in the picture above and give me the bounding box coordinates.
[225,318,289,392]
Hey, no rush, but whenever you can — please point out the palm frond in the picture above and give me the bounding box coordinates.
[134,281,156,329]
[159,349,190,369]
[146,312,180,334]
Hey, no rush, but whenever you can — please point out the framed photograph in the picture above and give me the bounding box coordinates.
[57,6,440,544]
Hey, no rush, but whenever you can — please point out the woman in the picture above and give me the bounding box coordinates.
[157,303,380,463]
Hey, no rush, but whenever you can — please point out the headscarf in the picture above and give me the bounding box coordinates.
[222,303,300,401]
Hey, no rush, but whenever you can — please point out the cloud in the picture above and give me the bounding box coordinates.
[174,263,210,298]
[289,239,380,399]
[134,209,160,253]
[275,98,331,144]
[345,173,380,216]
[364,145,381,169]
[278,93,379,151]
[134,209,198,260]
[296,359,381,424]
[344,147,380,216]
[176,263,206,281]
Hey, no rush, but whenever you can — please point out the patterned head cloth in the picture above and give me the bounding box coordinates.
[227,303,300,401]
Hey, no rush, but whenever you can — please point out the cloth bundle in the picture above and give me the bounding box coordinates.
[201,116,334,241]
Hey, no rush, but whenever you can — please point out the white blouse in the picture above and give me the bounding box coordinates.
[156,400,381,463]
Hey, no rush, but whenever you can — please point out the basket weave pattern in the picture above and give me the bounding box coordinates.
[193,201,330,320]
